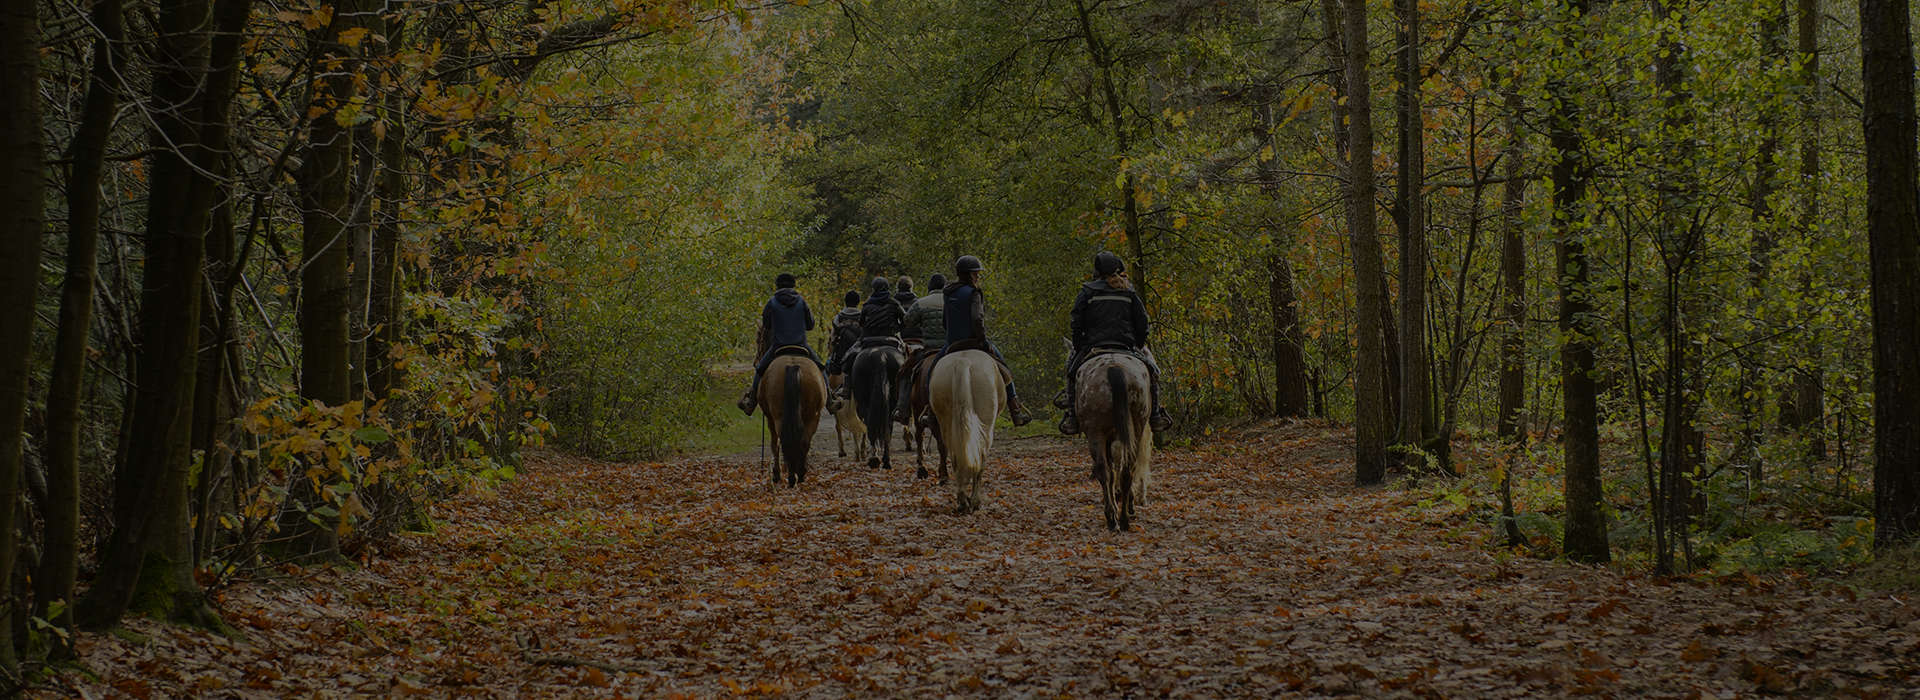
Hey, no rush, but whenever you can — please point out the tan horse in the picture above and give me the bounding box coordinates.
[1075,350,1154,531]
[760,353,827,487]
[929,348,1009,514]
[833,390,867,460]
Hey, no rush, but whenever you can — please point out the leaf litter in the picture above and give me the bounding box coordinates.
[45,420,1920,698]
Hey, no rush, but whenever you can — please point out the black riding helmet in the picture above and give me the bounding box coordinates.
[870,277,889,293]
[1094,251,1125,277]
[929,273,946,289]
[954,255,985,276]
[844,290,861,307]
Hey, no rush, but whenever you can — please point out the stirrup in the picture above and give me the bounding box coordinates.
[1008,399,1032,427]
[1058,412,1080,435]
[1149,407,1174,432]
[1051,389,1071,410]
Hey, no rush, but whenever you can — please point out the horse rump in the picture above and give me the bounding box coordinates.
[779,363,807,484]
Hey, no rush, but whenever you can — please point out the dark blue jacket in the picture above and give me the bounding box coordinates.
[943,282,987,344]
[761,288,815,348]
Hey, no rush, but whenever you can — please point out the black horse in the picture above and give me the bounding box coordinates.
[849,341,905,470]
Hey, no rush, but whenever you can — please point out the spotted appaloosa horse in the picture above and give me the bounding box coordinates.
[929,347,1009,514]
[1074,349,1153,531]
[760,352,827,487]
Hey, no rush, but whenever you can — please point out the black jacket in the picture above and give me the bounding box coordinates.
[1070,279,1149,350]
[860,291,905,338]
[894,290,918,308]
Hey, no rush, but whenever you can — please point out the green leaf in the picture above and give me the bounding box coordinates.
[353,426,391,443]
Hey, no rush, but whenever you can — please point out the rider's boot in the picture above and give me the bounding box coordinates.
[1058,410,1080,435]
[1007,391,1033,427]
[892,401,909,423]
[737,388,757,416]
[1051,388,1072,410]
[1150,404,1174,432]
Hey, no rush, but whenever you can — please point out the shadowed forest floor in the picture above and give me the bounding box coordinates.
[47,421,1920,698]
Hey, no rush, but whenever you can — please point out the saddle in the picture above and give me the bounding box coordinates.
[771,344,814,358]
[860,336,905,351]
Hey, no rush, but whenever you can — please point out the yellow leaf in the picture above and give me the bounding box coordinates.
[338,26,369,47]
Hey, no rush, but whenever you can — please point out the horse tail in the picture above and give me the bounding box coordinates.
[781,364,806,472]
[860,353,890,447]
[955,362,990,476]
[1108,366,1129,449]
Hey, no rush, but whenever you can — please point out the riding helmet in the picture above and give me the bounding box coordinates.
[1094,251,1126,277]
[871,277,889,293]
[954,255,985,276]
[929,273,946,289]
[775,272,797,289]
[844,290,861,307]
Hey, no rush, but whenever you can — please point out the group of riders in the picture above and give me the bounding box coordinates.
[736,252,1175,437]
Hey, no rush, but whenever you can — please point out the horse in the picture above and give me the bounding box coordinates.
[904,356,948,483]
[929,345,1010,514]
[833,390,867,460]
[848,341,905,469]
[1075,349,1154,531]
[760,351,828,487]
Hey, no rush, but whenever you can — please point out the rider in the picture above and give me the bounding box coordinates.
[892,273,948,422]
[737,272,831,415]
[894,276,919,308]
[932,255,1032,426]
[902,273,948,350]
[1056,251,1175,434]
[837,277,906,398]
[826,290,864,391]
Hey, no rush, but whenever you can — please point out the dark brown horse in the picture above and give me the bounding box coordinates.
[760,353,827,487]
[902,350,949,482]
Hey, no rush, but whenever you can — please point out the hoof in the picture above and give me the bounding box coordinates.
[916,466,928,480]
[882,461,893,470]
[867,457,880,469]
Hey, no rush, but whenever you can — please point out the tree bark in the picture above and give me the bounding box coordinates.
[1497,86,1528,445]
[286,0,372,559]
[1862,0,1920,547]
[1343,0,1394,485]
[1785,0,1826,459]
[0,0,48,668]
[1395,0,1432,471]
[76,0,251,630]
[1269,254,1311,417]
[40,0,126,648]
[1740,0,1788,484]
[1552,0,1610,563]
[1072,0,1147,302]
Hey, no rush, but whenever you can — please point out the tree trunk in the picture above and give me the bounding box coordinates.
[1395,0,1431,471]
[1072,0,1147,303]
[1786,0,1827,459]
[1740,0,1788,484]
[0,0,48,668]
[1344,0,1393,485]
[76,0,251,630]
[1270,254,1311,417]
[1497,86,1528,445]
[286,0,372,559]
[40,0,125,649]
[1553,0,1610,563]
[1862,0,1920,547]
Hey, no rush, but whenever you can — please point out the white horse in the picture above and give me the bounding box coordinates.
[929,347,1009,514]
[1076,350,1153,531]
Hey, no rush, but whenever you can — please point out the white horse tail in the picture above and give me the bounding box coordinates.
[952,362,990,479]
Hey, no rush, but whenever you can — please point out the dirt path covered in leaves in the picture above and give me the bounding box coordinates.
[61,422,1920,698]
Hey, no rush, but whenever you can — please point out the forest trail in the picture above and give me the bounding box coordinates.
[58,422,1919,699]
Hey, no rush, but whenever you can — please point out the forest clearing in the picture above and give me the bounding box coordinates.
[45,421,1920,698]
